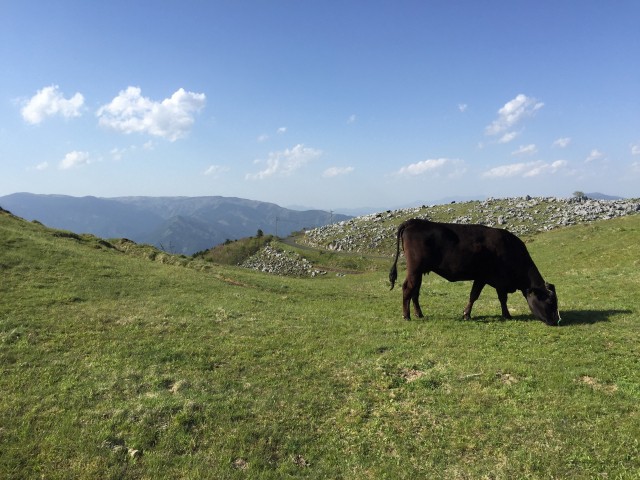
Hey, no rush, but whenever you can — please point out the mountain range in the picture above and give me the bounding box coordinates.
[0,193,351,255]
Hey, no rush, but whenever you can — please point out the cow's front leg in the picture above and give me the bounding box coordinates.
[463,280,485,320]
[411,274,424,318]
[497,289,512,319]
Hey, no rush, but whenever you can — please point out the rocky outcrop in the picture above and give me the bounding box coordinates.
[241,245,327,277]
[302,196,640,255]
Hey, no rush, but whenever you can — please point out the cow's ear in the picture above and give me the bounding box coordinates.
[545,282,556,293]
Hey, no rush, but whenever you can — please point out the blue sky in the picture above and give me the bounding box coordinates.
[1,1,639,211]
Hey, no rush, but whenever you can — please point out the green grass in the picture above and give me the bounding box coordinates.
[1,210,639,478]
[194,234,276,265]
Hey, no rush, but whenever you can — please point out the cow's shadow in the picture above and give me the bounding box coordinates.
[555,309,631,326]
[467,309,631,326]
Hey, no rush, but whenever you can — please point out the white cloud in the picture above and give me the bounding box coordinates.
[482,162,529,178]
[397,158,448,176]
[96,87,206,141]
[523,160,568,177]
[110,147,126,161]
[553,137,571,148]
[483,160,568,178]
[458,103,468,113]
[109,142,152,160]
[512,144,537,156]
[323,166,354,178]
[485,94,544,136]
[498,131,518,144]
[21,85,84,124]
[258,127,287,142]
[396,158,465,177]
[585,149,605,163]
[59,151,90,170]
[204,165,230,177]
[27,161,49,171]
[246,144,322,180]
[631,144,640,155]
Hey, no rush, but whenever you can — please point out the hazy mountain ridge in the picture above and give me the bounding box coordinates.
[0,193,351,255]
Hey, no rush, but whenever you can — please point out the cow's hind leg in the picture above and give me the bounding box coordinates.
[402,272,424,320]
[497,288,512,319]
[463,280,485,320]
[411,274,424,319]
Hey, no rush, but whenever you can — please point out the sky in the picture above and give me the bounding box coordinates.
[1,1,639,211]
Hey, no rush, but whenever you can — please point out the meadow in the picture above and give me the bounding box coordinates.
[1,207,638,479]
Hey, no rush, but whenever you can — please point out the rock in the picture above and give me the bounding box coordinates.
[241,245,326,277]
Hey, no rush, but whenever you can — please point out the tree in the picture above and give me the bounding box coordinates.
[256,229,264,238]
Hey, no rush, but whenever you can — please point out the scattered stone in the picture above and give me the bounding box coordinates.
[241,245,326,277]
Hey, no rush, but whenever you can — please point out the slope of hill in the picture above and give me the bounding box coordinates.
[0,193,350,254]
[300,196,640,255]
[1,201,639,478]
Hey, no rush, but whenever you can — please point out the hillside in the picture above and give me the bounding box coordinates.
[231,196,640,277]
[1,204,638,478]
[0,193,350,255]
[300,196,640,255]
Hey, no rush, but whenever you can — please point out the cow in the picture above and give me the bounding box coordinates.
[389,218,560,326]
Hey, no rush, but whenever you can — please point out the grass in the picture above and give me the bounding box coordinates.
[1,209,639,478]
[194,234,276,265]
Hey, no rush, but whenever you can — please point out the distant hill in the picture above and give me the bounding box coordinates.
[0,193,351,255]
[585,192,624,200]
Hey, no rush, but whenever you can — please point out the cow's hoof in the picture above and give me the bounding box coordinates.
[403,316,411,321]
[463,313,471,320]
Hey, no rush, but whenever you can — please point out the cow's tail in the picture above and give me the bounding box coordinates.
[389,223,405,290]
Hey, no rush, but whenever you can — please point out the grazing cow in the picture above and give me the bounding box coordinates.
[389,219,560,325]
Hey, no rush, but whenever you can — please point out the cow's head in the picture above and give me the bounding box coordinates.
[526,283,561,326]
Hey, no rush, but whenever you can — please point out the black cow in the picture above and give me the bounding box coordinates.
[389,219,560,325]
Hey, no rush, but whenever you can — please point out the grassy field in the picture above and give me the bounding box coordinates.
[1,208,638,479]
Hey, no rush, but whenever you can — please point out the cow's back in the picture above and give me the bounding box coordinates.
[401,219,534,289]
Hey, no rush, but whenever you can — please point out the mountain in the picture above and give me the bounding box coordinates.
[585,192,625,200]
[0,193,351,255]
